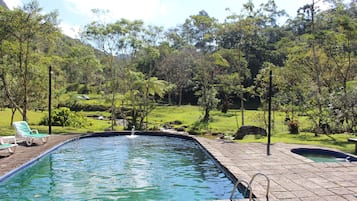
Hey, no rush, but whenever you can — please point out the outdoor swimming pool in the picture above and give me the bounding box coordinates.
[0,134,244,200]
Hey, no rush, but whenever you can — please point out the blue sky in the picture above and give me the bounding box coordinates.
[4,0,331,38]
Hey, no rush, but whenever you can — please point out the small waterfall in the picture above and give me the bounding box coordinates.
[131,126,135,135]
[127,126,137,138]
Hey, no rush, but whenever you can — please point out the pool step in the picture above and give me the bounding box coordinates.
[230,173,270,201]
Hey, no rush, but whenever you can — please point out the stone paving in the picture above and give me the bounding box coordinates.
[1,133,357,200]
[196,137,357,201]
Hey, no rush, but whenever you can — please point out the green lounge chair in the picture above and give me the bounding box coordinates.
[0,137,17,154]
[13,121,49,146]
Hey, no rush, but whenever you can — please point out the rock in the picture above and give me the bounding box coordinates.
[234,125,267,140]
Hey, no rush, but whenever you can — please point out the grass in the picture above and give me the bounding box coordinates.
[148,106,356,154]
[0,108,121,135]
[0,105,356,154]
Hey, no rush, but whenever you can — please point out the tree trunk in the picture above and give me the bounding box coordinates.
[111,92,115,130]
[203,107,210,122]
[168,92,172,105]
[241,97,245,126]
[311,0,323,136]
[221,94,229,113]
[178,87,183,106]
[10,107,16,126]
[0,72,24,118]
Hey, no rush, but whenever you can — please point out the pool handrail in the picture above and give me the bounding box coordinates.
[231,173,270,201]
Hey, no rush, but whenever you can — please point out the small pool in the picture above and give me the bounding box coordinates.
[0,134,244,200]
[291,148,357,163]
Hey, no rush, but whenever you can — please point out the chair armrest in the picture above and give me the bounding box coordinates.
[31,129,39,134]
[1,136,16,144]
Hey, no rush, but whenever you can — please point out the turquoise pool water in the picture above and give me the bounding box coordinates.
[291,148,357,163]
[300,153,349,163]
[0,135,243,200]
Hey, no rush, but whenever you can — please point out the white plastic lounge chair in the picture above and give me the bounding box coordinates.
[0,137,17,154]
[13,121,49,146]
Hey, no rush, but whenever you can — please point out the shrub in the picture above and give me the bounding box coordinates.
[58,103,109,112]
[288,120,299,134]
[40,107,90,128]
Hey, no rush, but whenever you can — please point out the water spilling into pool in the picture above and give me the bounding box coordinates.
[0,135,244,200]
[127,126,138,139]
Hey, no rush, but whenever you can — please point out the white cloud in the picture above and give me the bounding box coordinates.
[298,0,333,11]
[64,0,168,24]
[3,0,22,9]
[59,22,81,39]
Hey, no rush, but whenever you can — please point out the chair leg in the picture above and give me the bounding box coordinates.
[8,146,16,154]
[25,137,33,146]
[42,136,48,144]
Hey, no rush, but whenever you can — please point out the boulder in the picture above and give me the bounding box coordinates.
[234,125,267,140]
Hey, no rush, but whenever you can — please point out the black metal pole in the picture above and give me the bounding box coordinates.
[267,70,272,155]
[48,65,52,134]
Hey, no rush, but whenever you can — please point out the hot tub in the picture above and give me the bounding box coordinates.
[291,148,357,162]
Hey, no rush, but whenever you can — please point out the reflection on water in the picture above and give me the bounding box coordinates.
[0,135,243,200]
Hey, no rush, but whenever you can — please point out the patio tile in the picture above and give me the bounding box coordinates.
[327,187,354,195]
[195,137,357,200]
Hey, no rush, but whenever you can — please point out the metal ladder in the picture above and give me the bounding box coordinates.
[230,173,270,201]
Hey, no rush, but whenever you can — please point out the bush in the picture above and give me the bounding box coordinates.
[187,120,209,135]
[59,103,109,112]
[40,107,90,128]
[288,120,299,134]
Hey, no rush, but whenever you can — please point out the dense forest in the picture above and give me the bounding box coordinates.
[0,0,356,133]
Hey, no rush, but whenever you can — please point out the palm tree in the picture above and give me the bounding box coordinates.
[126,71,168,130]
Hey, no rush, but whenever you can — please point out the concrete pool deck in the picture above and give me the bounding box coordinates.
[1,133,357,200]
[197,137,357,201]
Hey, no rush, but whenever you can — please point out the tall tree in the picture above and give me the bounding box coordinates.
[82,15,144,130]
[182,10,218,53]
[157,47,195,105]
[0,0,59,121]
[124,71,168,130]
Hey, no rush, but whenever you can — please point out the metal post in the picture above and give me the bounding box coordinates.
[267,70,272,155]
[48,65,52,134]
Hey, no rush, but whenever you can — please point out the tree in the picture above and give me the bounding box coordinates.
[124,71,168,130]
[0,1,59,122]
[281,0,357,134]
[193,54,219,122]
[157,46,195,105]
[63,44,101,93]
[82,15,145,130]
[181,11,221,122]
[182,10,218,53]
[297,0,326,134]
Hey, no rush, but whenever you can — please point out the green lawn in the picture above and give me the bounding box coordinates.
[0,105,355,154]
[149,106,355,154]
[0,108,120,135]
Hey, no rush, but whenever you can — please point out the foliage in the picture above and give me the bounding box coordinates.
[40,107,90,128]
[0,1,59,121]
[327,87,357,133]
[0,106,356,154]
[288,120,299,134]
[0,1,356,142]
[196,86,220,122]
